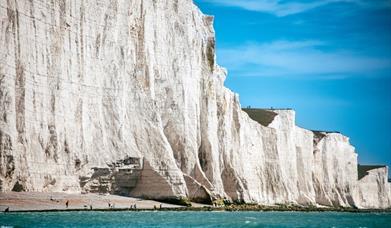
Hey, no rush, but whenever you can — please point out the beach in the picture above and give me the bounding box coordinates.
[0,192,197,212]
[2,192,391,214]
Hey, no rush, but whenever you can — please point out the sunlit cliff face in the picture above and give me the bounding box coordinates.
[0,0,389,208]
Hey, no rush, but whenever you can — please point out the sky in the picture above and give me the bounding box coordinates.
[194,0,391,173]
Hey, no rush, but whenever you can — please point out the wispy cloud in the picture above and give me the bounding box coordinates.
[218,40,391,78]
[203,0,391,16]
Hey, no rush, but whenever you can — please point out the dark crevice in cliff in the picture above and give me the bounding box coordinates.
[206,37,215,71]
[12,180,26,192]
[198,142,209,173]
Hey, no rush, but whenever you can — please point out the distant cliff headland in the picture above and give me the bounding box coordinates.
[0,0,390,210]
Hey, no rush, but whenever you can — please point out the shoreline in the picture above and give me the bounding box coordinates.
[1,192,390,213]
[3,207,391,213]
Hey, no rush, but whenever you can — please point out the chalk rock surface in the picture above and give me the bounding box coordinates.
[0,0,389,208]
[354,166,391,208]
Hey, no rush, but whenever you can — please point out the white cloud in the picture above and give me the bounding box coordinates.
[203,0,391,17]
[218,40,391,78]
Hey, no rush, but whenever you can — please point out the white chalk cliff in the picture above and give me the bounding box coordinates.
[0,0,389,209]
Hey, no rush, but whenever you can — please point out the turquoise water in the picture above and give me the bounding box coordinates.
[0,211,390,227]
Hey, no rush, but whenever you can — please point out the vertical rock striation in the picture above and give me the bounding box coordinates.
[354,166,391,208]
[0,0,389,208]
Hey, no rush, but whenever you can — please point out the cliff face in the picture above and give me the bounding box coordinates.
[0,0,389,208]
[354,166,391,208]
[257,110,358,207]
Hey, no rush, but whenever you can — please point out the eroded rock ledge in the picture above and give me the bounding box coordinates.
[0,0,390,209]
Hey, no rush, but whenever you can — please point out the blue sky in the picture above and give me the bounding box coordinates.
[194,0,391,172]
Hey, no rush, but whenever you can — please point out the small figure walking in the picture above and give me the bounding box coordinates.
[90,205,93,210]
[159,204,163,209]
[65,200,69,208]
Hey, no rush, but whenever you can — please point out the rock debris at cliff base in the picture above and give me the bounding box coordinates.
[0,0,390,209]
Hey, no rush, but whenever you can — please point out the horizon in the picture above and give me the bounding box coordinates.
[194,0,391,173]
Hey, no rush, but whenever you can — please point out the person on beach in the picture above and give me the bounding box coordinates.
[160,204,163,209]
[65,200,69,208]
[90,205,93,210]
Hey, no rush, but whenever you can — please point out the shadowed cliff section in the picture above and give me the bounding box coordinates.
[358,165,387,180]
[242,108,278,127]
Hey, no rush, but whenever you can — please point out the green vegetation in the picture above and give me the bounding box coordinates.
[160,196,192,207]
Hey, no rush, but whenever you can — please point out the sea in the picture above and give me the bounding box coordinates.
[0,211,390,227]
